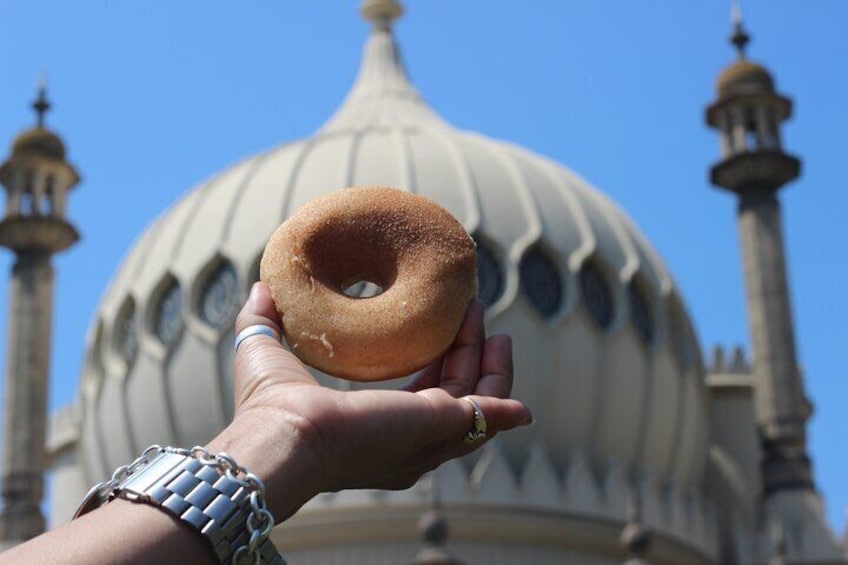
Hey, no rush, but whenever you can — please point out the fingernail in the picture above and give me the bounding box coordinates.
[490,332,512,343]
[522,406,534,426]
[248,282,262,302]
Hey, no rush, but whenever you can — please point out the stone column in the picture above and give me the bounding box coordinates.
[737,189,812,494]
[0,250,54,542]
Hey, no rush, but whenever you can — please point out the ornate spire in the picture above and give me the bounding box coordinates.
[319,0,446,133]
[730,1,750,59]
[32,78,51,128]
[769,518,788,565]
[361,0,404,31]
[412,472,463,565]
[620,487,651,564]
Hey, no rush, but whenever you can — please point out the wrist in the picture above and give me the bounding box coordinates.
[206,407,323,521]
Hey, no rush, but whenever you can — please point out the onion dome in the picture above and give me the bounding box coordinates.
[11,84,67,161]
[0,83,80,253]
[715,5,775,99]
[706,5,798,192]
[12,128,67,162]
[78,2,712,560]
[717,60,775,99]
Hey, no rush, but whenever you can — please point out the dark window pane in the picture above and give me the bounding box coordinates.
[629,278,654,345]
[116,300,138,363]
[520,248,562,317]
[200,262,239,329]
[154,281,182,346]
[580,261,613,329]
[475,240,504,308]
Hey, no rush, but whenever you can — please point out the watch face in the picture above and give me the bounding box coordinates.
[579,260,613,330]
[154,282,182,346]
[520,247,562,318]
[116,301,139,363]
[476,240,504,308]
[200,262,239,329]
[628,278,654,345]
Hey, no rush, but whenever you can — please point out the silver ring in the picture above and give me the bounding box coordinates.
[462,396,487,444]
[234,324,281,352]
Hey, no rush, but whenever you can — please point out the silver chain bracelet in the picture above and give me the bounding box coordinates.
[74,445,284,565]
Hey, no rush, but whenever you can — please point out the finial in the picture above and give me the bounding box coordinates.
[412,471,464,565]
[421,471,447,546]
[769,518,788,565]
[730,1,751,59]
[730,345,748,373]
[711,345,726,373]
[361,0,404,31]
[32,76,51,128]
[620,487,651,564]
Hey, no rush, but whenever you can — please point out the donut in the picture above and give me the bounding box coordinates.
[260,186,478,381]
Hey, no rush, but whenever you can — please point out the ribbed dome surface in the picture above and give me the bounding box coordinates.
[717,59,775,98]
[79,20,709,499]
[12,127,66,161]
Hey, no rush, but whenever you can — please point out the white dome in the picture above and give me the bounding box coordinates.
[79,14,708,521]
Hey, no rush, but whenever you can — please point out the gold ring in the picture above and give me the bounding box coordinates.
[462,396,487,444]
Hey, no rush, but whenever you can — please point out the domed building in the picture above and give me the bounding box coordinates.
[1,2,845,564]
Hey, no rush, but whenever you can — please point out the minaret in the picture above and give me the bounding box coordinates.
[0,83,81,545]
[705,9,811,496]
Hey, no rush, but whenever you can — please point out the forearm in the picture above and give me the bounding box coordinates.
[0,409,319,565]
[1,499,218,565]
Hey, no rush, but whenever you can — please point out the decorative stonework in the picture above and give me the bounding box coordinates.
[276,441,717,563]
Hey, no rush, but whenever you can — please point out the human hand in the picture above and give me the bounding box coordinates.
[213,282,532,520]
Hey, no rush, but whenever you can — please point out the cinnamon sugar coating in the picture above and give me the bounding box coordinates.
[260,186,477,381]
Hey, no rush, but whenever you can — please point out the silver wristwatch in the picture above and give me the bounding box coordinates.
[74,445,284,565]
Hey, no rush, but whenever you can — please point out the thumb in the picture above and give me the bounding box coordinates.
[234,283,315,406]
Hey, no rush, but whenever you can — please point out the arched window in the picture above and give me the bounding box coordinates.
[628,277,654,345]
[199,262,239,329]
[579,260,613,330]
[475,238,504,308]
[153,280,182,346]
[115,299,139,364]
[21,171,35,215]
[519,247,562,318]
[744,107,759,151]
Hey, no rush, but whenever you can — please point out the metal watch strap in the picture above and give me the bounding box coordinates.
[75,448,284,565]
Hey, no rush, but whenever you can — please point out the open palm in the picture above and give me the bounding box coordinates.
[232,283,532,495]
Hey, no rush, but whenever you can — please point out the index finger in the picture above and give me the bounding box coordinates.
[436,299,485,398]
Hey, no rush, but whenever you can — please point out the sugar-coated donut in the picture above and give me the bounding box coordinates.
[260,186,478,382]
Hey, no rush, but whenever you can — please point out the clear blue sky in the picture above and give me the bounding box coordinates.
[2,0,847,532]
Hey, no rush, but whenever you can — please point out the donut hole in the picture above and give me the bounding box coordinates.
[342,280,384,298]
[301,224,398,298]
[265,186,479,381]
